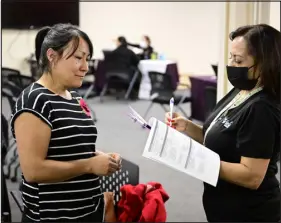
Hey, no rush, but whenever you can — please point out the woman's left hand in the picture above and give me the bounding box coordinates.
[108,153,122,170]
[96,150,122,170]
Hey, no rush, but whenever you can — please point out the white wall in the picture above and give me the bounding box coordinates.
[217,2,280,99]
[269,2,280,31]
[2,30,38,74]
[80,2,221,75]
[2,2,222,76]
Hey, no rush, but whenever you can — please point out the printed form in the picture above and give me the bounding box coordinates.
[143,117,220,186]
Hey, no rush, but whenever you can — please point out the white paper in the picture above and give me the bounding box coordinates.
[142,117,220,186]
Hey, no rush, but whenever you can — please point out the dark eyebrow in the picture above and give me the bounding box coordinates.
[77,50,90,57]
[230,52,244,59]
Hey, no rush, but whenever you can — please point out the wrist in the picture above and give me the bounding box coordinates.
[95,150,105,156]
[184,119,192,134]
[79,158,92,174]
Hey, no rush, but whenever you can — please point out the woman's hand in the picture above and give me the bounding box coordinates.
[165,112,188,132]
[90,153,119,176]
[165,112,204,144]
[95,151,122,171]
[104,192,116,222]
[108,153,122,170]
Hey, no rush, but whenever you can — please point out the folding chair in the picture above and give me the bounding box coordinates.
[2,83,22,182]
[100,69,140,102]
[2,170,12,222]
[99,158,139,204]
[143,71,192,119]
[100,51,140,102]
[2,67,21,85]
[2,67,21,76]
[7,74,35,89]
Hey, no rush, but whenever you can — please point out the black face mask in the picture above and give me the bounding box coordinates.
[226,65,258,90]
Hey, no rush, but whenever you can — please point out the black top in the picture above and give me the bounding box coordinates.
[202,88,280,222]
[104,45,139,75]
[10,83,103,222]
[127,43,154,60]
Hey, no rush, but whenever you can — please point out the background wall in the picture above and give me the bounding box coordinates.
[216,2,280,100]
[2,29,37,75]
[269,2,280,31]
[2,2,222,76]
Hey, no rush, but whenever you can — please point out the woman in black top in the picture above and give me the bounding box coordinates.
[128,35,154,60]
[165,24,280,222]
[11,24,120,222]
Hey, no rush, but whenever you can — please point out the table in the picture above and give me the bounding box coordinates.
[94,59,179,98]
[189,75,217,122]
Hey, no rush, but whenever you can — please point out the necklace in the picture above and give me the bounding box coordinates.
[203,87,263,145]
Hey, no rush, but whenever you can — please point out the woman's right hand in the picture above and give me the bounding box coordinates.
[90,153,119,176]
[165,112,188,132]
[165,112,204,144]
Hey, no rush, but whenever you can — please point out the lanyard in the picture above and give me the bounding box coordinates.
[203,87,263,145]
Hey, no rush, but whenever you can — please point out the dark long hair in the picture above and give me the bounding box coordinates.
[35,23,93,74]
[229,24,281,101]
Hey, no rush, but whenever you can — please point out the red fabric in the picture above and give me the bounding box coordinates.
[117,182,169,222]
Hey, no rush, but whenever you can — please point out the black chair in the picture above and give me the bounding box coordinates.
[2,67,21,75]
[7,74,35,90]
[100,52,140,102]
[2,114,9,163]
[2,170,12,222]
[100,69,140,102]
[1,109,19,182]
[1,115,12,222]
[2,80,21,121]
[2,67,21,84]
[99,158,139,204]
[2,82,22,182]
[143,71,192,119]
[204,86,217,120]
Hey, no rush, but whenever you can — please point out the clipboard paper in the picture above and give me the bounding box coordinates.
[143,117,220,187]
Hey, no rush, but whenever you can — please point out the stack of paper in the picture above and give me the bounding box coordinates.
[127,106,220,187]
[143,117,220,186]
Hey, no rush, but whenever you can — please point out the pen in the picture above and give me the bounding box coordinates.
[128,113,151,130]
[169,97,174,126]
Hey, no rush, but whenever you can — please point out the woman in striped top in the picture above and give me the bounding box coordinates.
[11,23,120,222]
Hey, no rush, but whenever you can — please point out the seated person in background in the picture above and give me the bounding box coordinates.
[105,36,140,98]
[128,35,154,60]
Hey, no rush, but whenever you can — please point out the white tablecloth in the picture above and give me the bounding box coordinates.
[138,60,175,99]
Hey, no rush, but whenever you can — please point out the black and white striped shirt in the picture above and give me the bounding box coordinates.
[10,82,103,222]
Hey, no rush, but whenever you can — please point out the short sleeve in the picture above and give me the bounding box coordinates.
[10,89,53,138]
[237,101,278,159]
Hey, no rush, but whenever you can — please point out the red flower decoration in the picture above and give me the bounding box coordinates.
[79,99,91,117]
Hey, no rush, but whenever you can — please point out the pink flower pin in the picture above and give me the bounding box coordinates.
[79,99,91,117]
